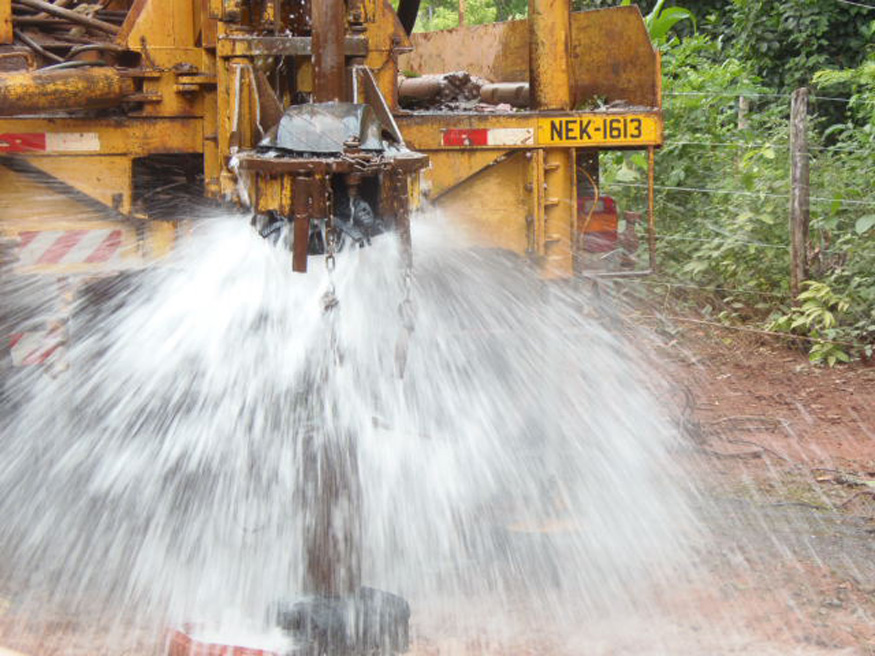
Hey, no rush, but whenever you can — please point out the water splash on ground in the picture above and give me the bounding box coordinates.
[0,213,702,652]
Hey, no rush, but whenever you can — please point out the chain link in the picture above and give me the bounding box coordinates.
[395,262,416,378]
[398,267,415,332]
[322,221,339,313]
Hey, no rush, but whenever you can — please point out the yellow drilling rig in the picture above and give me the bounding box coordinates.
[0,0,662,367]
[0,2,663,651]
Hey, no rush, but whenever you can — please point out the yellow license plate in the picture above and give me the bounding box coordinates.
[537,114,661,147]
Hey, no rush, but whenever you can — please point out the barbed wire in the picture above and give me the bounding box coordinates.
[616,277,791,299]
[610,181,875,207]
[659,234,788,249]
[670,139,785,149]
[664,91,852,103]
[667,140,869,154]
[834,0,875,9]
[665,91,784,99]
[632,313,871,350]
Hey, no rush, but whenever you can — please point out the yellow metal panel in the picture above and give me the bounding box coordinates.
[119,0,196,48]
[0,165,144,275]
[529,0,571,111]
[537,113,660,147]
[0,118,204,156]
[124,49,208,119]
[26,155,133,216]
[529,149,545,257]
[297,60,314,94]
[0,0,11,45]
[200,0,218,47]
[0,164,94,228]
[254,174,292,217]
[424,150,510,198]
[400,7,660,108]
[202,83,221,197]
[400,19,529,82]
[570,6,658,108]
[143,220,177,260]
[364,0,412,108]
[433,151,531,256]
[540,147,575,277]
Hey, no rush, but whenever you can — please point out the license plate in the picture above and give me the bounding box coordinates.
[537,114,661,147]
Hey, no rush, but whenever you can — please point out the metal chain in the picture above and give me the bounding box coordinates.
[395,262,416,378]
[321,217,343,366]
[322,221,339,313]
[398,266,415,332]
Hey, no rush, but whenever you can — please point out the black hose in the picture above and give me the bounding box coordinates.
[13,29,64,63]
[396,0,420,36]
[40,59,107,71]
[67,43,125,59]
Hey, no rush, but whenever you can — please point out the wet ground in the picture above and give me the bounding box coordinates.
[661,320,875,654]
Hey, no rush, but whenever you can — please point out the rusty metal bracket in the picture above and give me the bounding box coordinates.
[217,36,369,58]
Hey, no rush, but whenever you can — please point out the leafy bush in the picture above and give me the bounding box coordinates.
[603,27,875,363]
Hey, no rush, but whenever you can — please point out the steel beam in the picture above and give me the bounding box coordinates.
[529,0,574,277]
[311,0,347,103]
[217,35,368,58]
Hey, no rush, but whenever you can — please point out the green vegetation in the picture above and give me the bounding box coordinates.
[602,2,875,364]
[407,0,875,363]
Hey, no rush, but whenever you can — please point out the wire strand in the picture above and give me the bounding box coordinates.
[664,91,852,103]
[667,140,869,154]
[834,0,875,9]
[619,278,790,299]
[658,234,788,249]
[610,181,875,207]
[633,313,871,350]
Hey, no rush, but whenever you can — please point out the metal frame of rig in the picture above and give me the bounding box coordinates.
[0,0,663,278]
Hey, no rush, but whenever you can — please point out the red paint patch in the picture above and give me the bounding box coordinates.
[0,133,47,153]
[167,628,281,656]
[441,129,489,147]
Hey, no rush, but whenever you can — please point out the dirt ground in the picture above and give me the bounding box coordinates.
[2,313,874,655]
[654,318,875,655]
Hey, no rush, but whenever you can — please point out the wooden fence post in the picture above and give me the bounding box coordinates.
[789,87,810,300]
[738,95,749,131]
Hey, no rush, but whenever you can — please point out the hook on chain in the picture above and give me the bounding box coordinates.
[323,223,339,314]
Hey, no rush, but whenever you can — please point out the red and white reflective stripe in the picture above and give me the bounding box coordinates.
[0,132,101,153]
[441,127,534,147]
[8,328,64,367]
[167,628,281,656]
[16,229,124,267]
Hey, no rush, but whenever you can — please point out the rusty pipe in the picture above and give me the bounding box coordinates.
[311,0,346,103]
[14,0,120,34]
[0,67,135,115]
[480,82,530,108]
[398,76,441,103]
